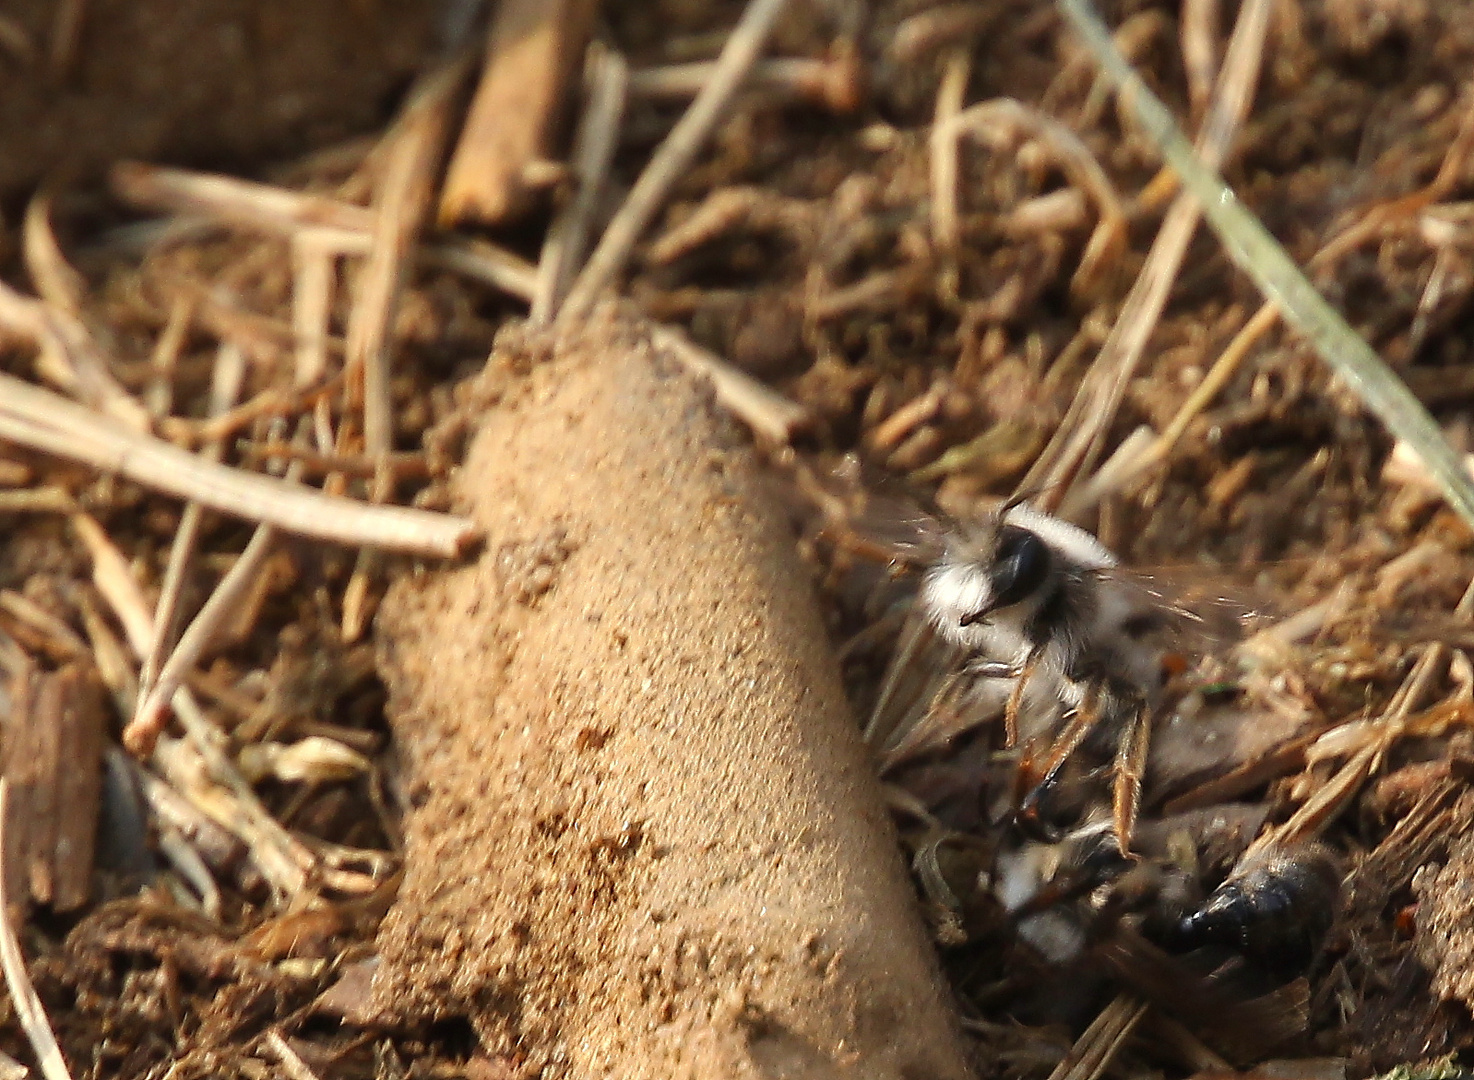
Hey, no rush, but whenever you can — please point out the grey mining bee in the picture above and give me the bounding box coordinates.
[866,497,1219,855]
[846,494,1342,982]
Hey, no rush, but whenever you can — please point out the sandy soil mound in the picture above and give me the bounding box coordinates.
[371,311,974,1079]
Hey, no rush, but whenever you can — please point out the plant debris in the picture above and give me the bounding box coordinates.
[4,0,1474,1076]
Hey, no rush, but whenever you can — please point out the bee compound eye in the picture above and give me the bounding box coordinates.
[991,526,1050,609]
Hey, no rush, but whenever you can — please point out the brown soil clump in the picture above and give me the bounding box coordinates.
[0,0,439,198]
[371,310,974,1079]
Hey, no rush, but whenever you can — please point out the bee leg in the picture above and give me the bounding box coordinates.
[1015,682,1102,839]
[1110,697,1151,859]
[1002,648,1043,749]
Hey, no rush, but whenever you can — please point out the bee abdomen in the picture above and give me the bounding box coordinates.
[1169,845,1342,972]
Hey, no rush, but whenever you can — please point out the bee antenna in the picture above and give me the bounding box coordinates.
[1003,481,1058,512]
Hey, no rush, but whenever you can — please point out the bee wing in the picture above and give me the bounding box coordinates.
[831,495,949,571]
[1093,565,1271,657]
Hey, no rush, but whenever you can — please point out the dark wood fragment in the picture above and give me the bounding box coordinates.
[0,658,105,910]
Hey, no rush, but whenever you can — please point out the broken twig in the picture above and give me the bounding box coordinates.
[0,374,477,557]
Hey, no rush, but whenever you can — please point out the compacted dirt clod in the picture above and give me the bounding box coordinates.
[371,310,974,1079]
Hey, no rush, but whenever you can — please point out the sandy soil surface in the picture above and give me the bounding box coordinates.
[371,310,975,1078]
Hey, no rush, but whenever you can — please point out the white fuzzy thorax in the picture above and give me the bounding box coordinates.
[1002,503,1116,570]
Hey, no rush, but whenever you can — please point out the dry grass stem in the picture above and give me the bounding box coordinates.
[0,779,76,1080]
[68,511,370,898]
[560,0,794,323]
[111,162,540,303]
[868,385,943,454]
[22,193,85,316]
[0,591,88,660]
[1253,578,1474,857]
[1068,423,1155,507]
[0,282,150,433]
[1127,98,1474,489]
[0,374,477,557]
[650,324,810,443]
[139,343,243,707]
[263,1031,324,1080]
[1056,0,1474,531]
[150,736,311,898]
[536,45,630,325]
[134,346,249,748]
[0,487,74,514]
[340,470,395,643]
[1179,0,1221,122]
[1047,993,1148,1080]
[438,0,599,226]
[76,515,318,893]
[419,236,539,301]
[889,4,996,65]
[291,232,336,388]
[348,61,465,457]
[239,442,430,480]
[927,50,970,259]
[628,53,861,112]
[1033,0,1273,517]
[145,294,193,418]
[939,98,1127,300]
[45,0,85,79]
[111,161,376,233]
[156,826,223,916]
[1140,300,1281,470]
[133,757,245,872]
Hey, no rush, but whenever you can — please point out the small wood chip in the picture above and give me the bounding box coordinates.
[0,661,104,911]
[439,0,601,227]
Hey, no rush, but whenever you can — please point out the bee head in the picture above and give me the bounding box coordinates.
[931,519,1053,630]
[984,524,1050,614]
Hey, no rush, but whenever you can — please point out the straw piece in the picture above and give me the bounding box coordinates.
[22,193,85,317]
[560,0,794,322]
[1055,0,1474,533]
[139,344,246,706]
[535,44,630,325]
[72,512,317,897]
[0,281,150,434]
[128,467,298,755]
[348,61,465,457]
[939,97,1128,300]
[0,373,477,557]
[629,53,863,112]
[1029,0,1273,516]
[110,162,539,303]
[649,325,811,443]
[262,1032,325,1080]
[111,161,374,233]
[927,49,970,289]
[439,0,600,227]
[145,294,193,419]
[291,232,336,389]
[1127,94,1474,489]
[1047,993,1149,1080]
